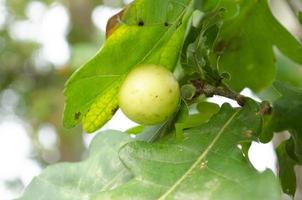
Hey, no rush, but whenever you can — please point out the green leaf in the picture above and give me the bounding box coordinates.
[19,130,133,200]
[275,52,302,88]
[181,84,196,100]
[259,82,302,196]
[94,100,281,199]
[64,0,194,133]
[264,82,302,163]
[181,8,224,85]
[257,52,302,103]
[200,0,239,19]
[215,0,302,92]
[175,101,220,138]
[259,114,275,143]
[298,11,302,25]
[276,140,297,197]
[19,125,170,200]
[126,125,145,135]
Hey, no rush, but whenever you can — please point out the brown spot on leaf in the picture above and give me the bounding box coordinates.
[258,101,272,115]
[164,22,169,27]
[244,130,253,138]
[200,160,208,170]
[138,20,144,26]
[214,40,227,55]
[111,107,118,115]
[74,112,81,120]
[176,21,182,28]
[106,7,127,38]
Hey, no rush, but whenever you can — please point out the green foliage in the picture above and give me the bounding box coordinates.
[21,101,282,200]
[64,0,194,133]
[214,0,302,92]
[276,141,297,197]
[270,83,302,138]
[19,0,302,199]
[19,131,133,200]
[175,101,220,138]
[181,8,224,85]
[260,82,302,195]
[94,101,281,200]
[299,12,302,25]
[263,83,302,162]
[275,52,302,88]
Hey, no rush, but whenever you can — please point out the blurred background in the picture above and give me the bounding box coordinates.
[0,0,133,198]
[0,0,301,199]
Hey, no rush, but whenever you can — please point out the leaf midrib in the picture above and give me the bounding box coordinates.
[157,109,240,199]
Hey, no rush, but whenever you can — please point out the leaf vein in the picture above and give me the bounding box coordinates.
[157,110,240,199]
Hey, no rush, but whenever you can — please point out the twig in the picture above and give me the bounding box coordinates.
[258,101,272,115]
[189,79,273,115]
[190,79,246,106]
